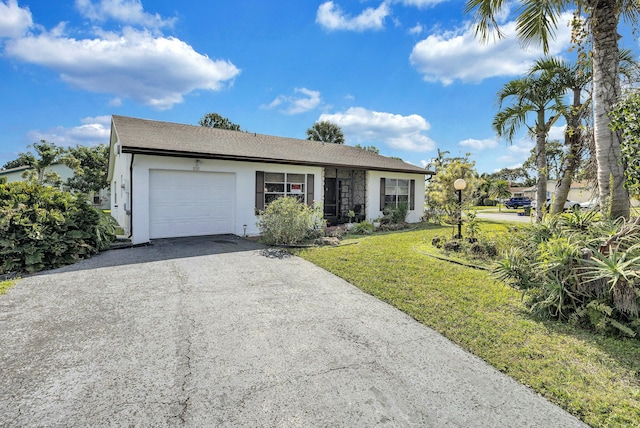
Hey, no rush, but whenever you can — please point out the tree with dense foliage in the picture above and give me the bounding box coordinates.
[522,140,566,181]
[465,0,639,219]
[13,140,78,186]
[493,69,563,221]
[354,144,379,154]
[425,154,479,224]
[306,121,345,144]
[66,144,109,194]
[198,112,242,131]
[2,152,36,170]
[609,90,640,200]
[489,166,532,186]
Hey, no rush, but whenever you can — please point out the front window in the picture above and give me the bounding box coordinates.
[264,172,306,205]
[385,178,409,208]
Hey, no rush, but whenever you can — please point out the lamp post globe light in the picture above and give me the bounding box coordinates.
[453,179,466,239]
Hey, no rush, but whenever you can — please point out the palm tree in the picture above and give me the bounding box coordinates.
[489,179,512,211]
[532,52,639,215]
[306,121,345,144]
[493,71,563,221]
[530,57,591,215]
[464,0,639,219]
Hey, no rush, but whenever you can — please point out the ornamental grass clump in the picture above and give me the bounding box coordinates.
[494,209,640,337]
[0,181,116,274]
[257,196,326,246]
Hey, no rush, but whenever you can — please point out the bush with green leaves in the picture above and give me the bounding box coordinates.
[493,210,640,338]
[382,203,409,224]
[609,90,640,199]
[0,181,116,274]
[257,197,326,246]
[351,220,374,235]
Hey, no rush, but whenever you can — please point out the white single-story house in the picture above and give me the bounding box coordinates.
[0,163,110,209]
[107,115,432,245]
[516,180,596,203]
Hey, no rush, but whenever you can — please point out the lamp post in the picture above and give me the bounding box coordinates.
[453,178,467,239]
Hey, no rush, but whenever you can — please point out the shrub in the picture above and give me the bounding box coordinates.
[257,197,326,246]
[482,197,496,206]
[0,181,116,274]
[382,203,409,224]
[351,221,374,235]
[493,213,640,338]
[443,239,462,252]
[431,235,445,248]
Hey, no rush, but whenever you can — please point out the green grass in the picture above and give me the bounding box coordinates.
[293,224,640,427]
[0,279,16,295]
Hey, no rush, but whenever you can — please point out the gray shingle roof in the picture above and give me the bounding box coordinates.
[112,115,430,175]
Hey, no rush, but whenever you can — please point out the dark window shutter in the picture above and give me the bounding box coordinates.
[306,174,314,205]
[255,171,264,212]
[380,178,385,211]
[410,179,416,210]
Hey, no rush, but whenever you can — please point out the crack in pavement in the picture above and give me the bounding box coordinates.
[170,262,194,426]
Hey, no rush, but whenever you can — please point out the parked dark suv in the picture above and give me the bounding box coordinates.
[505,197,531,209]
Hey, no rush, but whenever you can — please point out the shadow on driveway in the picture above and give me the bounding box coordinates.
[45,235,267,274]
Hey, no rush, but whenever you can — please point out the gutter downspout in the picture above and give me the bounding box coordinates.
[126,153,134,239]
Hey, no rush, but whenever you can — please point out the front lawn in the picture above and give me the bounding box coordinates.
[293,223,640,427]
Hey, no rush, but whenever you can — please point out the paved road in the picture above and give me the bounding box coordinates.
[0,236,585,427]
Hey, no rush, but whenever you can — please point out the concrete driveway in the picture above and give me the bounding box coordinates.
[0,236,585,427]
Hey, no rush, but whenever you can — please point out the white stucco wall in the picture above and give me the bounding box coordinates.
[0,164,75,183]
[366,170,426,223]
[108,144,427,244]
[121,154,323,244]
[109,145,133,236]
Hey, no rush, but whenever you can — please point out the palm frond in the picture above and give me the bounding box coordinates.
[516,0,564,53]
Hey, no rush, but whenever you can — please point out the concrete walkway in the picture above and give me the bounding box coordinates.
[0,236,585,427]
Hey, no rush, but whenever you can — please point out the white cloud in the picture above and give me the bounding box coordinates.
[408,23,423,35]
[395,0,447,8]
[264,87,322,115]
[0,0,33,38]
[459,138,498,150]
[316,1,390,32]
[319,107,436,152]
[548,125,566,141]
[75,0,175,29]
[4,27,240,110]
[409,14,573,85]
[499,137,534,162]
[27,115,111,147]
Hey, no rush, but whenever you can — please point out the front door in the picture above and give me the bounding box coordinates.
[324,178,337,221]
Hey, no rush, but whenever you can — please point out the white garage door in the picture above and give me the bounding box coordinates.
[149,170,235,239]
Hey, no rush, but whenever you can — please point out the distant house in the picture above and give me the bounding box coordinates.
[107,115,433,245]
[516,180,596,203]
[0,163,110,209]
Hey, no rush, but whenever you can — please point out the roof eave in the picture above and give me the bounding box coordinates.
[122,146,431,175]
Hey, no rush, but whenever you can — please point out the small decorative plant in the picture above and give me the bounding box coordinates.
[348,210,356,223]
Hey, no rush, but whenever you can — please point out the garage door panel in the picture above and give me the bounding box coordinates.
[149,170,235,239]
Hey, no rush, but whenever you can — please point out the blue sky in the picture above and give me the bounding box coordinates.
[0,0,637,173]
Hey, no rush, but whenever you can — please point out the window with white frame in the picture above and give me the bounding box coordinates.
[264,172,306,205]
[384,178,410,208]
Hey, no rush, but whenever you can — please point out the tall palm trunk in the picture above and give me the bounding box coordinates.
[591,0,629,218]
[552,88,583,214]
[535,110,548,221]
